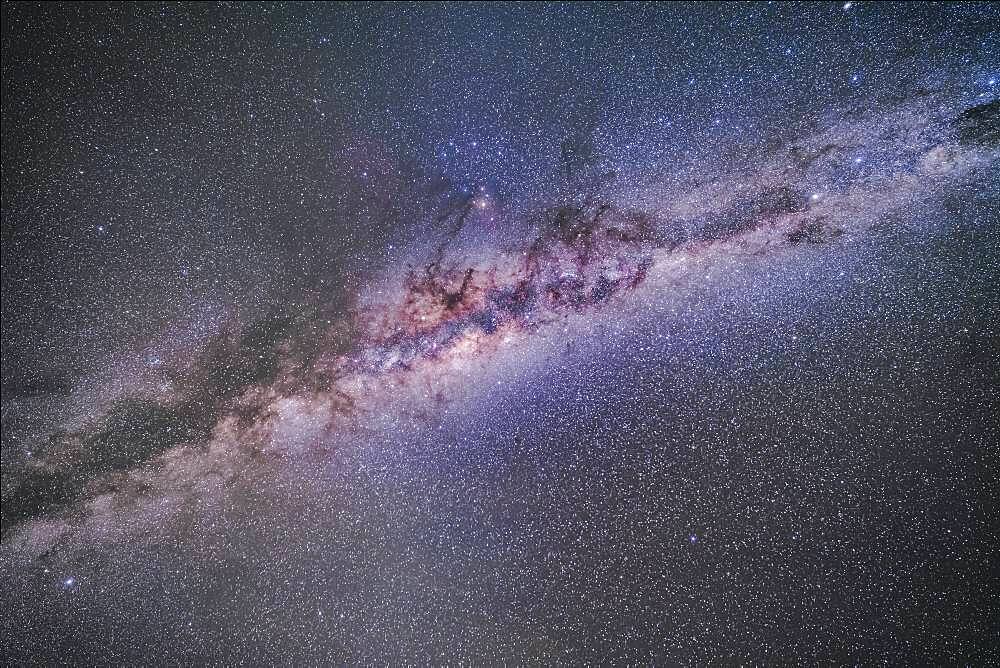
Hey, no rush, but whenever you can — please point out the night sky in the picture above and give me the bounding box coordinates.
[2,1,999,664]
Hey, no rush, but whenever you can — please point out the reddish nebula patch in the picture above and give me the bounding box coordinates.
[349,198,660,376]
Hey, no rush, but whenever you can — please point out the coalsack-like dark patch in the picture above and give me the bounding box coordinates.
[956,98,999,146]
[1,312,308,535]
[786,218,846,245]
[697,185,810,243]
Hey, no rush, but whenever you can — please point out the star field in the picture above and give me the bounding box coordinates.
[2,2,999,664]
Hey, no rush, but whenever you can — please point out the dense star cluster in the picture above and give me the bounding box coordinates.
[2,2,999,664]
